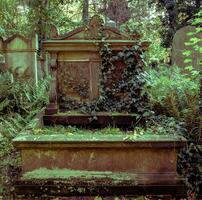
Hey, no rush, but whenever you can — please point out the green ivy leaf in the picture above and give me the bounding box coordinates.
[184,58,193,63]
[182,50,192,56]
[185,65,193,71]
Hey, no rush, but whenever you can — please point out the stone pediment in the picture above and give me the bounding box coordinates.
[51,15,130,40]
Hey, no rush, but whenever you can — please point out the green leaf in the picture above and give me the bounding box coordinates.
[182,50,192,56]
[184,58,192,64]
[0,98,10,111]
[187,32,196,36]
[185,66,193,71]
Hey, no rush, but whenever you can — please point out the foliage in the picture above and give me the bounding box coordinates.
[0,72,50,197]
[0,72,50,118]
[120,1,169,64]
[145,66,200,138]
[0,0,82,38]
[97,43,149,115]
[151,0,202,47]
[178,143,202,200]
[145,64,201,199]
[0,0,27,36]
[178,11,202,200]
[183,10,202,71]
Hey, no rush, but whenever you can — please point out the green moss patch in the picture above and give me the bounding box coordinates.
[55,111,136,116]
[13,124,185,142]
[13,132,185,142]
[22,168,136,181]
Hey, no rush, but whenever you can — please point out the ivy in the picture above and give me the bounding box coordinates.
[85,41,149,122]
[61,17,150,123]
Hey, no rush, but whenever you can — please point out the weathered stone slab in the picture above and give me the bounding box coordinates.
[0,34,38,80]
[13,134,186,175]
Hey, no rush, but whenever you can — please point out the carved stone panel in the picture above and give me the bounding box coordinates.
[57,59,100,103]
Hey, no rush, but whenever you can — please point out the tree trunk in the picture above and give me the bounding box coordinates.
[82,0,89,24]
[195,0,201,9]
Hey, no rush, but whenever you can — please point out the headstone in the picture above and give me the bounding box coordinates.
[172,26,202,70]
[0,34,39,82]
[43,16,149,114]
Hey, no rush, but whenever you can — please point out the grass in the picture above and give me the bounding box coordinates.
[19,125,182,136]
[33,126,124,135]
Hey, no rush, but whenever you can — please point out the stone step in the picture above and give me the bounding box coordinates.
[13,134,186,174]
[43,113,145,128]
[14,168,186,198]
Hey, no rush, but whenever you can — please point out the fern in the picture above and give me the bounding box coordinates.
[0,98,10,112]
[145,66,200,136]
[0,72,51,139]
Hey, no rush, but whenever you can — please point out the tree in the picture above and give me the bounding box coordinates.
[106,0,131,26]
[151,0,202,47]
[0,0,28,37]
[82,0,89,24]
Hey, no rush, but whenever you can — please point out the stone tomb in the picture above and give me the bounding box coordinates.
[13,17,187,198]
[44,16,149,117]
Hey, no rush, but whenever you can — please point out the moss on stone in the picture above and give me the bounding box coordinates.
[13,132,184,142]
[22,168,135,182]
[56,111,136,117]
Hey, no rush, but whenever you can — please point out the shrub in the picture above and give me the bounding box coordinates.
[145,66,200,139]
[0,72,50,117]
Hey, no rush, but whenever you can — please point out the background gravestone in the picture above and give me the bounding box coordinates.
[0,34,40,82]
[172,26,202,70]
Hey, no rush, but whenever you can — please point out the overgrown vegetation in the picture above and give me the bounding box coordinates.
[0,72,50,197]
[145,66,200,137]
[177,11,202,200]
[146,66,201,200]
[144,10,201,200]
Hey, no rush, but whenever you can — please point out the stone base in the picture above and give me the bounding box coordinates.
[14,175,186,199]
[43,112,145,128]
[45,104,58,115]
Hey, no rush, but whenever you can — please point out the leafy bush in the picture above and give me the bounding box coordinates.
[0,72,50,117]
[145,66,200,139]
[0,72,51,138]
